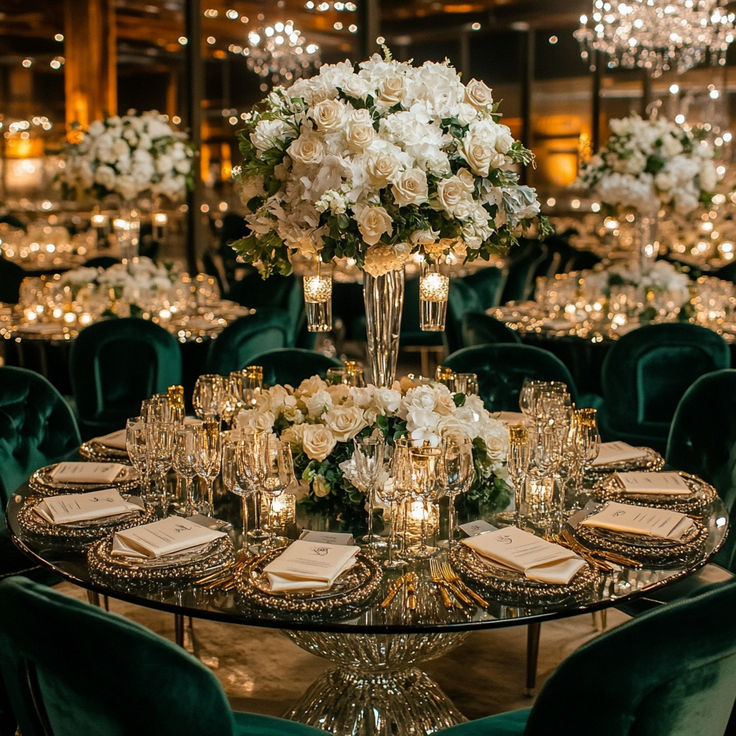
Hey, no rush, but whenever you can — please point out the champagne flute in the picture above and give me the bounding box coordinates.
[439,428,475,549]
[126,417,150,504]
[192,374,225,421]
[145,420,174,509]
[508,425,531,527]
[193,420,221,516]
[353,432,386,549]
[261,435,296,547]
[407,441,443,559]
[222,434,250,549]
[172,424,199,516]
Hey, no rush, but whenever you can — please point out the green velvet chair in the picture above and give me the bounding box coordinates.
[443,344,580,412]
[461,312,522,348]
[247,348,342,387]
[400,277,446,374]
[598,323,730,454]
[499,241,548,304]
[436,579,736,736]
[0,257,26,304]
[205,308,292,376]
[0,576,330,736]
[462,266,507,310]
[445,280,482,355]
[69,317,183,438]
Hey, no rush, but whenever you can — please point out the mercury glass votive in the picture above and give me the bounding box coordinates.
[435,365,455,388]
[113,212,140,262]
[303,271,333,332]
[419,261,450,331]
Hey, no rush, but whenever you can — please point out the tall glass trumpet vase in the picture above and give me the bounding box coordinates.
[636,211,660,273]
[363,266,405,388]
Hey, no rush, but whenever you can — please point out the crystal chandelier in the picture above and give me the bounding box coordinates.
[575,0,736,77]
[246,21,320,88]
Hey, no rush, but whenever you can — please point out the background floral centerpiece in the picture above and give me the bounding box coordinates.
[232,50,550,277]
[235,376,511,523]
[57,110,194,203]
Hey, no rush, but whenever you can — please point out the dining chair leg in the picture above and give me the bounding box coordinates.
[174,613,185,647]
[525,623,541,696]
[86,590,101,608]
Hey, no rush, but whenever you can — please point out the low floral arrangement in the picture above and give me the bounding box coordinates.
[235,376,511,521]
[58,110,194,203]
[585,259,690,296]
[577,114,719,216]
[232,49,551,277]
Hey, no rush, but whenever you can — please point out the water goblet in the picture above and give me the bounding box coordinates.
[260,435,296,547]
[172,424,199,516]
[145,420,174,509]
[352,432,386,550]
[193,374,225,422]
[407,441,443,559]
[221,434,251,549]
[439,428,474,549]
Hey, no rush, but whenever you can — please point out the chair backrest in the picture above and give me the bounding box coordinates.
[69,318,182,433]
[205,308,292,375]
[462,266,507,310]
[247,348,342,387]
[666,369,736,570]
[0,576,237,736]
[461,311,522,348]
[444,280,481,355]
[499,240,548,304]
[601,323,730,436]
[713,261,736,285]
[400,277,445,348]
[0,367,81,505]
[0,257,26,304]
[443,344,579,412]
[525,580,736,736]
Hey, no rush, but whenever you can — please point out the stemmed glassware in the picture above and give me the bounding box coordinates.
[507,425,531,526]
[407,441,443,559]
[439,428,474,549]
[221,433,251,549]
[260,435,296,548]
[193,374,225,422]
[172,424,199,516]
[146,419,174,509]
[193,420,221,516]
[126,417,150,504]
[352,432,386,549]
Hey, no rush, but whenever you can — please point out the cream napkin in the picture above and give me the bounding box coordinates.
[33,490,141,524]
[50,462,127,484]
[111,517,226,558]
[580,501,694,540]
[93,429,128,451]
[462,526,585,584]
[615,471,691,496]
[492,411,528,425]
[591,441,649,467]
[18,323,62,335]
[263,540,360,592]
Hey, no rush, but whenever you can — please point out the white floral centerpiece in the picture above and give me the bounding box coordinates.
[232,49,550,277]
[578,114,719,216]
[57,110,194,203]
[235,376,511,521]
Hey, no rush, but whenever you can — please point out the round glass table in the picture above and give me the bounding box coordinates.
[6,486,728,735]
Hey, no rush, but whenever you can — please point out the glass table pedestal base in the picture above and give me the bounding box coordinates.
[283,631,469,735]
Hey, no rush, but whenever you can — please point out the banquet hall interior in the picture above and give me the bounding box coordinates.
[1,1,736,735]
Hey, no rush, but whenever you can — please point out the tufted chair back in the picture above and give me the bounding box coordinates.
[246,348,342,388]
[461,311,522,348]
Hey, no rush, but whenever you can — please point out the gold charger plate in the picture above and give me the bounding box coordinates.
[449,545,598,604]
[585,446,665,480]
[29,463,140,496]
[79,440,131,463]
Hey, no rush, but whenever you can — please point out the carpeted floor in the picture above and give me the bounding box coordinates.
[57,581,628,723]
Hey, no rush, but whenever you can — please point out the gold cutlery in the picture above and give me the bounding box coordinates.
[440,561,488,607]
[552,533,613,573]
[380,574,406,609]
[429,559,456,609]
[405,572,418,611]
[560,529,642,569]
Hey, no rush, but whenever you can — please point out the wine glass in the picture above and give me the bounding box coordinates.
[577,408,601,468]
[260,435,296,547]
[352,432,386,549]
[192,374,225,422]
[126,417,150,504]
[407,441,443,559]
[439,428,475,549]
[146,420,174,509]
[222,434,250,549]
[193,420,221,516]
[507,424,531,526]
[172,425,199,516]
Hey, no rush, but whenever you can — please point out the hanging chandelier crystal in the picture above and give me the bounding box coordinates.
[245,21,320,88]
[575,0,736,77]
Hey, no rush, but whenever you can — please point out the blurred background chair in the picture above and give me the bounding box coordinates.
[69,318,182,438]
[81,255,121,269]
[598,323,730,454]
[436,579,736,736]
[461,266,506,310]
[444,279,481,355]
[246,348,341,386]
[400,277,445,377]
[0,576,330,736]
[0,257,26,304]
[461,311,522,348]
[499,240,548,305]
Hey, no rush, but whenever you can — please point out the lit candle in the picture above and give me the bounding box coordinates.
[303,273,333,332]
[419,267,449,332]
[419,272,449,302]
[303,274,332,303]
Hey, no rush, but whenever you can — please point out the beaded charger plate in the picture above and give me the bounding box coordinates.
[29,464,140,496]
[574,517,708,565]
[235,547,383,617]
[87,535,234,584]
[449,545,598,604]
[79,440,130,463]
[585,447,665,481]
[591,471,717,514]
[16,495,154,548]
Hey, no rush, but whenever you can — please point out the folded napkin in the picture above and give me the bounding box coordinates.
[17,322,63,335]
[263,540,360,592]
[33,490,141,524]
[93,429,128,451]
[50,462,127,484]
[615,471,692,496]
[493,411,528,425]
[462,526,585,585]
[580,501,694,540]
[112,517,226,559]
[591,441,649,467]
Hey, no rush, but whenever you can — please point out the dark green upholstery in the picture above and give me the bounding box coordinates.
[69,318,182,438]
[0,257,25,304]
[713,261,736,285]
[599,323,730,453]
[666,369,736,570]
[462,267,506,310]
[400,277,444,349]
[247,348,342,387]
[437,580,736,736]
[445,280,482,355]
[0,576,329,736]
[461,312,522,348]
[443,344,579,411]
[500,241,548,304]
[205,308,292,375]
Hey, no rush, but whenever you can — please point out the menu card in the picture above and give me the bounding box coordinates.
[112,517,226,558]
[580,501,694,540]
[50,462,127,484]
[462,526,585,584]
[263,540,360,592]
[591,441,649,467]
[615,471,691,496]
[93,429,128,450]
[33,490,141,524]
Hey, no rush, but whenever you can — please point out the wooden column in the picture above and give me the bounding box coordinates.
[358,0,380,58]
[63,0,117,129]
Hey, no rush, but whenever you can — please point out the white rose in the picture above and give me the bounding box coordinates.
[312,475,331,497]
[288,134,325,166]
[250,119,288,151]
[296,375,328,396]
[377,75,405,106]
[236,409,275,433]
[494,124,515,154]
[461,135,494,177]
[405,406,439,433]
[323,405,368,442]
[375,387,401,415]
[341,74,373,100]
[464,78,494,109]
[400,385,437,416]
[366,151,400,187]
[303,389,333,418]
[456,102,479,126]
[346,110,376,152]
[356,205,393,245]
[391,168,428,207]
[310,99,345,133]
[326,383,352,405]
[436,171,474,215]
[302,425,337,461]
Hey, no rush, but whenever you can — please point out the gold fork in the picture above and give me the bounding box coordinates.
[429,559,456,609]
[440,561,488,607]
[560,529,642,569]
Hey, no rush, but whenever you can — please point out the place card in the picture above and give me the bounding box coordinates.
[462,526,585,584]
[33,490,141,524]
[263,540,359,592]
[111,517,226,558]
[459,519,498,537]
[50,462,127,484]
[615,471,691,495]
[591,441,648,467]
[580,501,694,540]
[93,429,128,450]
[299,530,355,546]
